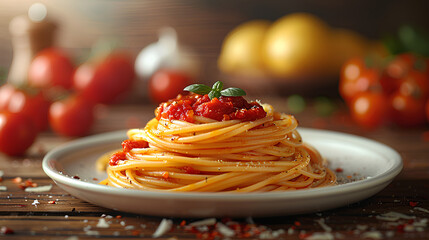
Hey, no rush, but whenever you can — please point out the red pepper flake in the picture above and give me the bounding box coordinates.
[396,223,406,232]
[131,230,140,236]
[243,224,252,232]
[335,168,344,173]
[252,228,261,235]
[294,221,301,226]
[162,172,169,179]
[0,177,3,182]
[242,232,252,238]
[92,178,98,181]
[122,140,148,152]
[0,226,14,235]
[13,177,22,184]
[210,230,221,238]
[180,220,186,227]
[14,178,38,190]
[347,175,352,179]
[409,201,418,207]
[230,223,241,231]
[48,200,56,204]
[25,179,37,187]
[116,215,122,219]
[299,232,311,239]
[72,176,80,180]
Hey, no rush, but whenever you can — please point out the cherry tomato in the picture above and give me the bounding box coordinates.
[381,53,427,94]
[390,92,426,127]
[73,52,135,104]
[0,83,16,110]
[398,70,429,99]
[0,111,37,156]
[339,58,379,103]
[49,95,95,137]
[149,69,193,103]
[349,91,388,129]
[28,48,75,89]
[0,84,50,131]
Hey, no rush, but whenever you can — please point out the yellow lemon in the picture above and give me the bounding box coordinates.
[262,13,332,79]
[218,20,271,76]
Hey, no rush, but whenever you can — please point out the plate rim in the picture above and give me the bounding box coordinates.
[42,128,403,201]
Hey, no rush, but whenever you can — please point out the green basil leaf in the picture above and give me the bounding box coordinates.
[221,87,246,97]
[184,84,212,95]
[208,90,221,100]
[212,81,223,92]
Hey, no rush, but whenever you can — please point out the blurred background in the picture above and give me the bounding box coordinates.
[0,0,428,147]
[1,0,428,95]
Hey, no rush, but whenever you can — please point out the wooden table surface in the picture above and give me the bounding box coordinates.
[0,98,428,240]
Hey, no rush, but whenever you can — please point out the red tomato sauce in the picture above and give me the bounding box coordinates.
[110,140,149,166]
[109,151,127,166]
[121,139,148,152]
[155,94,266,122]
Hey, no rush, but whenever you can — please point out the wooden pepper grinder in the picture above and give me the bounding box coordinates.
[8,3,56,86]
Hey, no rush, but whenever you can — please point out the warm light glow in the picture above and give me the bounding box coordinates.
[28,3,47,22]
[345,64,360,80]
[355,97,369,114]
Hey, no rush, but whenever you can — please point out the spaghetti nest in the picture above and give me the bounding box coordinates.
[100,104,336,192]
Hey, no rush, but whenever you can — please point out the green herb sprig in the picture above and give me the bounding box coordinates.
[184,81,246,100]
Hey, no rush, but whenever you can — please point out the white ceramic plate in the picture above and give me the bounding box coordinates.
[42,128,402,217]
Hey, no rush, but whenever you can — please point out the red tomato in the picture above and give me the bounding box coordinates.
[0,84,16,110]
[0,84,50,131]
[73,52,135,104]
[28,48,75,89]
[382,53,428,95]
[398,70,429,99]
[349,92,388,129]
[149,69,193,103]
[390,92,427,127]
[0,111,37,156]
[49,95,95,137]
[339,58,379,103]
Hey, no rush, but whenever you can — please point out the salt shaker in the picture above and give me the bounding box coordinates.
[8,3,56,86]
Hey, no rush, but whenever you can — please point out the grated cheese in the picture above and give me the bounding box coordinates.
[415,207,429,214]
[361,231,383,239]
[315,218,332,232]
[189,218,217,227]
[25,185,53,192]
[32,199,40,206]
[376,211,415,221]
[305,232,335,240]
[216,222,235,238]
[96,218,110,228]
[152,218,173,238]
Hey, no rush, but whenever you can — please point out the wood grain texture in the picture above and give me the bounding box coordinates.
[0,101,428,239]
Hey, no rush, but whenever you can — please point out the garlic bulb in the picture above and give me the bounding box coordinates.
[135,27,199,80]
